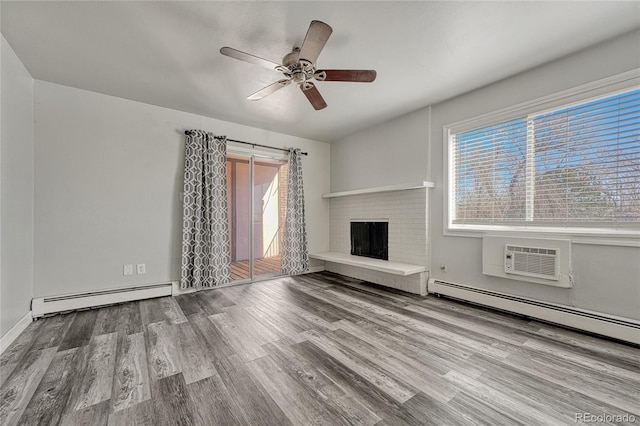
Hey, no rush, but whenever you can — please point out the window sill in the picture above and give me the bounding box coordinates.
[444,225,640,247]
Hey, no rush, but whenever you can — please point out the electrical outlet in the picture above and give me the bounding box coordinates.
[137,264,146,275]
[123,264,134,276]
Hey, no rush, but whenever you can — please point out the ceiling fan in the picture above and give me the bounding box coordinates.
[220,20,377,110]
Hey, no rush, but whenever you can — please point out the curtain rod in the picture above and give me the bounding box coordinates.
[184,131,308,156]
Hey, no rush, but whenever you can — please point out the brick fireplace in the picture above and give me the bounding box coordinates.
[323,186,430,294]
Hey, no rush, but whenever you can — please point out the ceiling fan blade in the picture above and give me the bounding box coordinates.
[247,79,291,100]
[300,82,327,110]
[317,69,377,82]
[220,47,281,71]
[298,20,332,65]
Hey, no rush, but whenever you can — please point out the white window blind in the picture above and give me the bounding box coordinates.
[450,88,640,230]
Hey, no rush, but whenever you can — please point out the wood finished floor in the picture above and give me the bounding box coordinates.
[1,272,639,426]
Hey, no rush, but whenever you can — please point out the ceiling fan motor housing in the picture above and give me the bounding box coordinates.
[281,48,319,87]
[282,48,300,67]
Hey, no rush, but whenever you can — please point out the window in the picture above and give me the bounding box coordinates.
[447,82,640,236]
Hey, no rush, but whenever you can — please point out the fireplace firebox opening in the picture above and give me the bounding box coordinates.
[350,220,388,261]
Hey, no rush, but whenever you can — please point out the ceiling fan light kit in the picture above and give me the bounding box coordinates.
[220,20,377,110]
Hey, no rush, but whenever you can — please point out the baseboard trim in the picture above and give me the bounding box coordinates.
[0,311,33,355]
[172,280,198,295]
[428,278,640,345]
[304,265,326,274]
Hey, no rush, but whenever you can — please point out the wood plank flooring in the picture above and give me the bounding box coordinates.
[1,272,638,425]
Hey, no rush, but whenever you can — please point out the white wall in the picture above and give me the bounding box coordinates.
[331,30,640,320]
[33,81,330,297]
[1,35,34,336]
[330,107,430,192]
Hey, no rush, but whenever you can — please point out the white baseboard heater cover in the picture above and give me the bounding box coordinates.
[428,278,640,345]
[32,283,173,318]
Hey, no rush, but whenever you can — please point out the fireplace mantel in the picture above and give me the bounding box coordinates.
[322,181,434,199]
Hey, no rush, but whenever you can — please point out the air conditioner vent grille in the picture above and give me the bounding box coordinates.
[506,246,556,255]
[505,245,558,280]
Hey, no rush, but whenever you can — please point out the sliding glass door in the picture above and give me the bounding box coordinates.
[227,153,288,282]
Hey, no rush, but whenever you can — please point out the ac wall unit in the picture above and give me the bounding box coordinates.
[504,245,558,281]
[483,236,571,288]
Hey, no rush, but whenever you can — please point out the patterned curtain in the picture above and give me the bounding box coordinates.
[281,148,309,275]
[181,131,231,289]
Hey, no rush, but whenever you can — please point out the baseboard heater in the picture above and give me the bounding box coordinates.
[32,283,173,318]
[428,278,640,345]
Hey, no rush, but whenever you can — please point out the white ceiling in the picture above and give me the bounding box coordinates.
[2,1,639,142]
